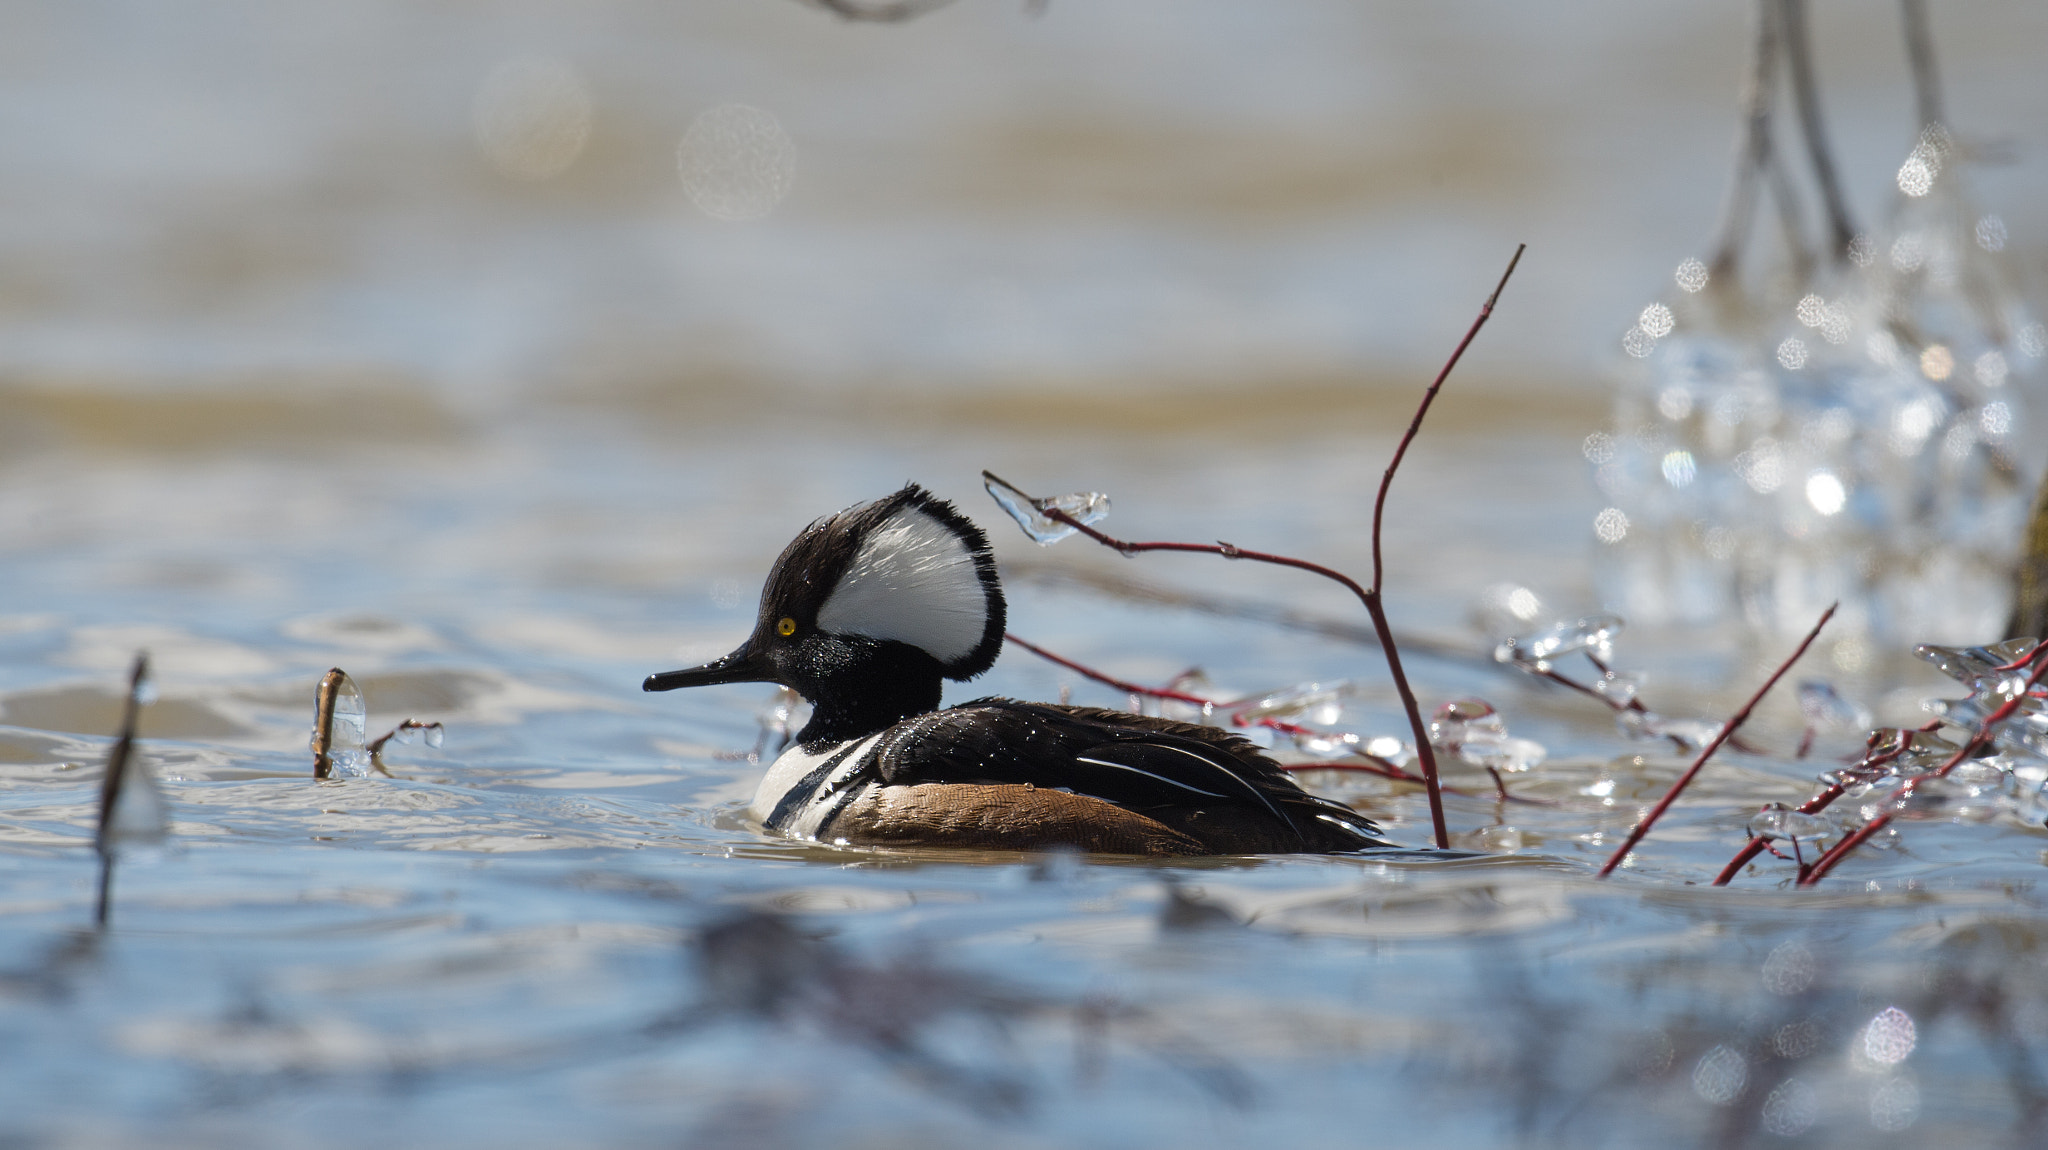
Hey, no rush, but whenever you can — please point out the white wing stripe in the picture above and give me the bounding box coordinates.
[1126,741,1295,829]
[1073,756,1229,799]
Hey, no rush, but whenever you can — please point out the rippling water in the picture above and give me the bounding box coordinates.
[6,2,2048,1146]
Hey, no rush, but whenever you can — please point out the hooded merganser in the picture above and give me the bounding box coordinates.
[644,484,1392,856]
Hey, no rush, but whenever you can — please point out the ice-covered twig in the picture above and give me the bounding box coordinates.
[311,668,348,780]
[1711,720,1940,885]
[1597,603,1834,878]
[368,719,445,776]
[1798,641,2048,887]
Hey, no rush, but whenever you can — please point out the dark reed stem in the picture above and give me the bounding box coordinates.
[1710,0,1782,281]
[1900,0,1945,131]
[1597,603,1834,878]
[311,667,346,779]
[94,652,150,929]
[1780,0,1859,259]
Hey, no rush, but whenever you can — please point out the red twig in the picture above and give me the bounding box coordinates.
[1003,632,1230,709]
[1798,643,2048,886]
[1367,244,1523,848]
[1711,720,1941,886]
[1597,602,1834,878]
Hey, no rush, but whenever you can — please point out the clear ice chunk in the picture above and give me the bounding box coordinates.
[1615,709,1723,749]
[1750,804,1828,842]
[1913,639,2039,690]
[1796,681,1872,731]
[1429,698,1503,748]
[1429,698,1546,773]
[982,472,1110,546]
[1495,614,1624,670]
[1948,760,2007,790]
[1593,670,1643,707]
[754,686,812,759]
[1292,730,1361,760]
[1462,736,1548,774]
[391,720,446,749]
[100,675,168,855]
[1239,680,1359,726]
[1363,735,1412,767]
[312,671,373,778]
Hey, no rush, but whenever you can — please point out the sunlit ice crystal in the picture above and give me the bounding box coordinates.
[1898,774,1999,820]
[1946,759,2008,792]
[1461,736,1547,774]
[393,721,446,749]
[1749,804,1829,842]
[1616,708,1722,749]
[312,672,368,755]
[981,472,1110,546]
[1913,638,2039,690]
[311,671,373,778]
[1363,735,1412,767]
[1429,699,1545,773]
[1592,670,1643,707]
[1429,698,1503,748]
[1597,194,2043,646]
[1797,681,1871,731]
[327,749,375,778]
[1238,680,1359,726]
[1495,614,1624,670]
[756,686,810,735]
[1291,729,1361,760]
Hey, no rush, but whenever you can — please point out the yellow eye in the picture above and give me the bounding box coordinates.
[776,617,797,637]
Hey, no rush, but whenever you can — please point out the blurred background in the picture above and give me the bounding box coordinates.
[3,0,2044,656]
[5,3,2048,1145]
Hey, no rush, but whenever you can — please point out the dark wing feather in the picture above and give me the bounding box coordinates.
[870,699,1389,850]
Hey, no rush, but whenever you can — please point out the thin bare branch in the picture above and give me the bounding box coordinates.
[1900,0,1945,131]
[1597,603,1834,878]
[94,652,150,928]
[802,0,962,22]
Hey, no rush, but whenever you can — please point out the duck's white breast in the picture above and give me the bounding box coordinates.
[747,732,886,840]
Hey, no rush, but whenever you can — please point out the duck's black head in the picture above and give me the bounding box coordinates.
[643,484,1006,746]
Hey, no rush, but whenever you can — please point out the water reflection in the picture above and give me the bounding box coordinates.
[677,104,797,221]
[474,57,594,182]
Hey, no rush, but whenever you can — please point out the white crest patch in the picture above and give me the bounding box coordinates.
[816,505,989,664]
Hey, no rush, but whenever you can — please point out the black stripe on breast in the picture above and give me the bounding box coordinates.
[764,741,869,830]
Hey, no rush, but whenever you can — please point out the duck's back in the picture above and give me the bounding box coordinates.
[749,698,1390,856]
